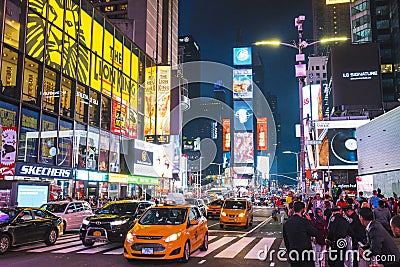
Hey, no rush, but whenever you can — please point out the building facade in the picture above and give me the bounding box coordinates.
[0,0,175,206]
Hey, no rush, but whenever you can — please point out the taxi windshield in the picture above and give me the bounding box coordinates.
[139,208,187,225]
[97,203,138,215]
[209,200,224,206]
[41,203,68,213]
[223,201,246,210]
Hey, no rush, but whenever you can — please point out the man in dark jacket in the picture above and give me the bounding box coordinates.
[343,205,366,267]
[359,207,400,267]
[283,201,318,267]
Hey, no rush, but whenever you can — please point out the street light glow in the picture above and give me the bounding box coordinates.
[319,36,348,43]
[254,40,281,46]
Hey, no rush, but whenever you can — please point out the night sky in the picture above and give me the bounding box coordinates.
[178,0,313,184]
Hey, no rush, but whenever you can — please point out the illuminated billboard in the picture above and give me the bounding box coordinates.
[256,118,267,150]
[222,119,230,152]
[234,101,253,131]
[315,120,369,169]
[156,66,171,136]
[145,66,157,136]
[234,132,254,164]
[302,84,323,121]
[111,101,128,136]
[233,47,252,66]
[233,69,253,99]
[331,43,382,107]
[326,0,350,4]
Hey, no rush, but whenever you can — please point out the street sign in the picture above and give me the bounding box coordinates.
[305,140,322,145]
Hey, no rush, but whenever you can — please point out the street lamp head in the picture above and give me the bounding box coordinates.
[283,151,299,155]
[254,40,281,46]
[319,36,348,43]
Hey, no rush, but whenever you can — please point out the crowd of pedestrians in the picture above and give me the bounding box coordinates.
[281,189,400,267]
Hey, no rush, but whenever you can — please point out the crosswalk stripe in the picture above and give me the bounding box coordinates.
[27,240,82,253]
[244,237,275,259]
[208,235,217,241]
[214,237,255,258]
[192,236,237,257]
[103,247,124,255]
[77,243,121,254]
[52,243,105,254]
[11,236,79,252]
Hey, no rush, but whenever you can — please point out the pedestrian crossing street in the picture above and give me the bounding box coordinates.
[11,233,284,260]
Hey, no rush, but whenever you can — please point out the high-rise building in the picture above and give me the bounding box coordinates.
[178,35,200,99]
[92,0,178,67]
[312,0,351,55]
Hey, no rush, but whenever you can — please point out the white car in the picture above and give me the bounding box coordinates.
[41,200,93,231]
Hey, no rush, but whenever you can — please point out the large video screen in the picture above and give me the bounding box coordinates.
[234,132,254,164]
[234,101,253,131]
[17,184,49,207]
[233,69,253,99]
[331,43,382,107]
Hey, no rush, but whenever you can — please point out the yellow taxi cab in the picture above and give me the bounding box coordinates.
[219,198,253,229]
[206,199,224,218]
[123,204,208,263]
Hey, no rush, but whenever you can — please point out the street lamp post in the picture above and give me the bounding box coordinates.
[210,162,223,187]
[283,151,300,194]
[255,16,347,201]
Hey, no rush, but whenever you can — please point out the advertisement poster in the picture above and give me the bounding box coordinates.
[0,127,17,177]
[144,66,156,136]
[222,119,230,152]
[156,66,171,136]
[233,47,252,66]
[233,69,253,99]
[128,108,138,139]
[111,101,128,136]
[302,84,323,121]
[234,132,254,164]
[257,117,268,150]
[234,101,253,131]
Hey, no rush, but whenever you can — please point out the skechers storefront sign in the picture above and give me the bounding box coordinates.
[16,163,72,179]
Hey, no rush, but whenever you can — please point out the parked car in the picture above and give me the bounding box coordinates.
[79,200,153,246]
[0,207,63,254]
[124,204,208,263]
[41,200,93,231]
[185,198,207,217]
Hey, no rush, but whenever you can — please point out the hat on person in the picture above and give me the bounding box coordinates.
[342,205,353,212]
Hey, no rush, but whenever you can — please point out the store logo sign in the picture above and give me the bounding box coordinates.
[18,165,72,178]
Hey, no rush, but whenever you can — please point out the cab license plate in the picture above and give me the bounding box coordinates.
[93,231,102,237]
[142,248,154,254]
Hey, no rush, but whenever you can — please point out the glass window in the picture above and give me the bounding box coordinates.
[1,47,19,99]
[18,108,39,163]
[89,90,100,126]
[43,68,59,113]
[62,1,80,78]
[40,114,57,165]
[22,58,40,105]
[376,19,389,29]
[4,0,22,50]
[109,134,120,173]
[74,202,83,211]
[46,23,63,70]
[33,209,48,219]
[75,84,89,123]
[58,120,73,167]
[26,11,45,62]
[99,130,109,172]
[74,123,87,169]
[61,78,73,117]
[87,127,99,171]
[381,64,393,73]
[101,95,111,130]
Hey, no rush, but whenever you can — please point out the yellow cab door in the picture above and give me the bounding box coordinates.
[187,208,201,251]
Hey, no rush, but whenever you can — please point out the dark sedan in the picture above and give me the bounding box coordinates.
[0,207,63,254]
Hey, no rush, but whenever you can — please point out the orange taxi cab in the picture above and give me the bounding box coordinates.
[219,198,253,229]
[123,205,208,263]
[206,199,224,219]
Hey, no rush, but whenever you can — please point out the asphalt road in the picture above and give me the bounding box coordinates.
[1,207,291,267]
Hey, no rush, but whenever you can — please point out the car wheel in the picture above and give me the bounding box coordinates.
[82,239,95,247]
[63,221,67,232]
[200,233,208,251]
[0,234,11,254]
[180,241,190,263]
[245,219,249,229]
[45,228,58,245]
[249,216,253,226]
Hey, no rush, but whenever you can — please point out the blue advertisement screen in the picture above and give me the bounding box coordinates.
[233,47,252,65]
[234,101,253,131]
[17,185,49,207]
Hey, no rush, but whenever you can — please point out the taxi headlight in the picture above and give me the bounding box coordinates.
[221,212,227,216]
[238,212,245,217]
[165,233,181,243]
[110,219,129,226]
[82,219,90,225]
[126,232,135,243]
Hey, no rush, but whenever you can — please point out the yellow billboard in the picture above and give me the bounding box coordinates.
[123,45,131,76]
[26,13,45,62]
[156,66,171,136]
[144,66,157,136]
[131,53,139,82]
[130,80,138,111]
